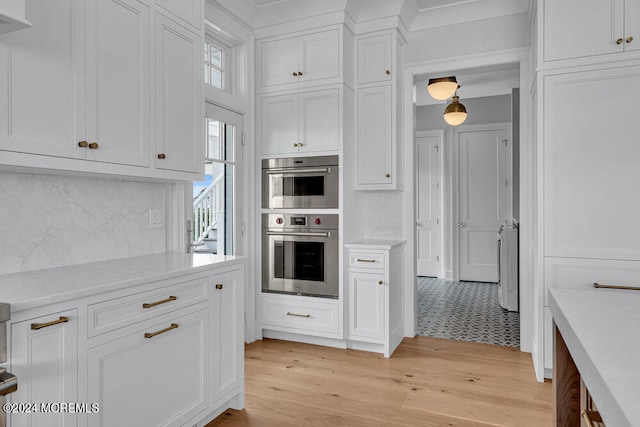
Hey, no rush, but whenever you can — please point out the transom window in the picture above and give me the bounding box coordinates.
[204,41,225,90]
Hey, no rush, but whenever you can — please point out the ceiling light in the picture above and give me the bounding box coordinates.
[443,95,467,126]
[427,76,458,100]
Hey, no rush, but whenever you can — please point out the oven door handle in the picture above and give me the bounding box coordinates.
[266,167,332,175]
[266,231,331,237]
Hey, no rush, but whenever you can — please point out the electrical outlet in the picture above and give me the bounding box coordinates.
[149,208,165,229]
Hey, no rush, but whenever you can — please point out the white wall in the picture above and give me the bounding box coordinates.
[0,172,167,275]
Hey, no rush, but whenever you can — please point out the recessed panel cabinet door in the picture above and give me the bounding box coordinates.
[154,13,203,173]
[298,30,340,84]
[543,0,624,61]
[357,85,392,186]
[260,93,299,155]
[0,0,86,159]
[9,310,79,427]
[357,33,392,85]
[88,309,209,427]
[348,271,385,340]
[299,89,339,153]
[625,0,640,52]
[259,37,299,89]
[85,0,150,167]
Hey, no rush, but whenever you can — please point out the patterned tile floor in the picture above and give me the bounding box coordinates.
[416,277,520,347]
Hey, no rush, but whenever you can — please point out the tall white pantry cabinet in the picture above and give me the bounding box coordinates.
[537,0,640,374]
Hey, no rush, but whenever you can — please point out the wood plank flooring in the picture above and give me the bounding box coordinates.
[207,336,552,426]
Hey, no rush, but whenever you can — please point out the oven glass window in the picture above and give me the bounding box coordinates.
[277,176,324,197]
[273,241,324,282]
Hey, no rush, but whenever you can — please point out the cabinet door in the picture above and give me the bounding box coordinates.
[298,29,340,84]
[0,0,86,159]
[357,85,392,186]
[543,0,624,61]
[299,89,339,153]
[88,308,209,427]
[544,66,640,260]
[348,271,385,340]
[625,0,640,52]
[9,310,78,427]
[85,0,150,167]
[259,37,299,89]
[212,270,244,401]
[260,93,299,155]
[154,13,203,173]
[357,33,392,85]
[155,0,202,31]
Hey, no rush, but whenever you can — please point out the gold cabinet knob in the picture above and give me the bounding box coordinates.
[385,173,391,178]
[627,36,634,43]
[298,71,303,76]
[215,284,223,290]
[157,153,166,159]
[617,38,624,44]
[78,140,88,148]
[293,72,298,76]
[88,142,99,149]
[386,69,391,75]
[378,281,383,285]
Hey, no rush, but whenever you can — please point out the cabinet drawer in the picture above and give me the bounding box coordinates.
[348,252,386,270]
[88,277,208,337]
[262,295,339,335]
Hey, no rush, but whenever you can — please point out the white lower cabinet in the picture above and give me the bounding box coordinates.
[5,263,244,427]
[345,240,405,357]
[8,309,79,427]
[88,308,209,427]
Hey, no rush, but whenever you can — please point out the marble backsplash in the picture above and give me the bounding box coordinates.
[0,171,168,275]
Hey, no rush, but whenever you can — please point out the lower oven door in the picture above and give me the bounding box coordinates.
[263,231,338,298]
[262,166,339,209]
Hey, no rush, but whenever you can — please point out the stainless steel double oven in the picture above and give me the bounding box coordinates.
[262,156,339,298]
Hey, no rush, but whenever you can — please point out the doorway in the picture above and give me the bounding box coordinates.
[413,67,520,348]
[192,103,242,255]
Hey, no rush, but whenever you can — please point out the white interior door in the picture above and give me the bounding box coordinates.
[416,132,442,277]
[457,126,509,282]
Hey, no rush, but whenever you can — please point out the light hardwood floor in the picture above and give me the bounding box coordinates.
[208,337,552,426]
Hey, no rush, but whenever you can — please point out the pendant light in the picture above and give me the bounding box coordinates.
[427,76,458,100]
[443,94,467,126]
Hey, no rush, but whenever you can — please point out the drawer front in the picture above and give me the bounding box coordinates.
[261,296,339,335]
[88,277,208,337]
[348,252,386,270]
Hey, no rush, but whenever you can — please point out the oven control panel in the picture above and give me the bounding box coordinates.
[264,214,338,230]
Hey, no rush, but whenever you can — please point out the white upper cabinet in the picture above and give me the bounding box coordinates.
[257,28,341,92]
[0,0,204,179]
[543,0,640,63]
[357,33,392,85]
[154,13,203,174]
[85,0,150,167]
[260,88,339,156]
[356,85,393,187]
[0,0,85,160]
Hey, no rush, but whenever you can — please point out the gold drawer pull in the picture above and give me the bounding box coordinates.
[356,258,376,263]
[143,295,177,309]
[594,282,640,291]
[581,410,603,427]
[31,316,69,330]
[286,312,311,318]
[144,323,178,339]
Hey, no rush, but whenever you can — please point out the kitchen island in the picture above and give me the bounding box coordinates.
[0,253,245,427]
[549,288,640,427]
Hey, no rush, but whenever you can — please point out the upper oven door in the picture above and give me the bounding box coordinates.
[262,166,339,209]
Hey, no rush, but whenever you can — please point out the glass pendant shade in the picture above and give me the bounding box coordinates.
[427,76,458,100]
[443,95,467,126]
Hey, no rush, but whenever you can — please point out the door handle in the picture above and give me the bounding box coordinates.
[458,222,467,227]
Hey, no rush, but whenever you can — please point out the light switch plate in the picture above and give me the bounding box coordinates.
[149,208,165,229]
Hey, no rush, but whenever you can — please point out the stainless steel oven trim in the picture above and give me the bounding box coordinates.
[265,167,332,175]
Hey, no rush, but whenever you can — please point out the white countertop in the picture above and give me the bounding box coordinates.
[549,289,640,427]
[345,239,407,250]
[0,252,245,312]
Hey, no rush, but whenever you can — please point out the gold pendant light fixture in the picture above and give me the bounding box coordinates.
[427,75,468,126]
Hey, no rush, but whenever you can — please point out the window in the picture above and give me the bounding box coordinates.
[192,103,241,255]
[204,40,226,90]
